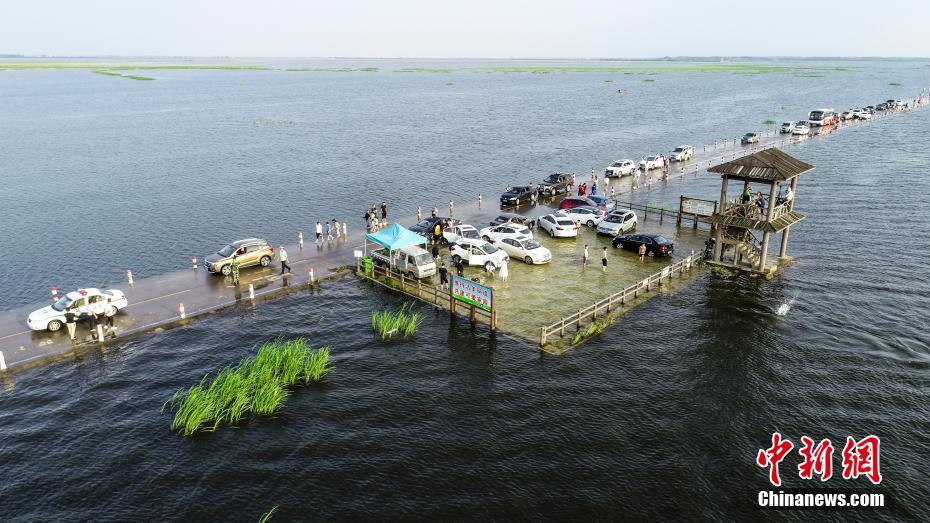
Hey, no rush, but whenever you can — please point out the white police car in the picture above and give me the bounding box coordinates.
[27,288,128,332]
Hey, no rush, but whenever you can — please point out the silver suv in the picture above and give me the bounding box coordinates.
[205,238,275,275]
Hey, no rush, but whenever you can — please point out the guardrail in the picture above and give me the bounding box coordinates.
[538,251,702,346]
[357,259,496,330]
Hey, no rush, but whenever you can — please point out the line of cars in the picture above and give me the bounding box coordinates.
[777,100,906,137]
[604,145,694,178]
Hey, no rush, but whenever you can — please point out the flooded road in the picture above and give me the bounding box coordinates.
[1,59,929,521]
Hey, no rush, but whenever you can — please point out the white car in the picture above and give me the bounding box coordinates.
[779,121,796,134]
[639,155,666,170]
[443,224,480,244]
[604,159,637,177]
[792,122,810,135]
[497,237,552,265]
[669,145,693,161]
[27,288,128,332]
[558,206,606,227]
[478,223,533,243]
[839,111,853,121]
[857,111,872,120]
[449,238,510,270]
[596,210,638,236]
[538,213,579,238]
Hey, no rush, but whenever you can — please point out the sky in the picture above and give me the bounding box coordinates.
[2,0,928,58]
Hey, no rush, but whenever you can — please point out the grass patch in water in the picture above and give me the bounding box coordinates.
[643,78,655,82]
[889,81,902,86]
[92,70,154,81]
[372,302,422,340]
[571,316,613,346]
[259,506,278,522]
[286,67,380,72]
[763,119,776,125]
[162,338,331,436]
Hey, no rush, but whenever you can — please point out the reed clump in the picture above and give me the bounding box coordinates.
[162,338,332,436]
[763,119,776,125]
[572,316,613,346]
[371,303,422,340]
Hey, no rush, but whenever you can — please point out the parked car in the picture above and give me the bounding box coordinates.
[489,213,534,227]
[205,238,274,275]
[538,213,579,238]
[371,246,436,279]
[500,185,537,206]
[27,288,128,332]
[478,223,534,243]
[537,173,572,197]
[741,133,760,145]
[857,111,872,121]
[792,122,811,135]
[639,155,666,171]
[611,233,675,257]
[450,238,509,270]
[875,103,888,111]
[559,196,607,213]
[596,210,638,236]
[443,224,480,244]
[892,100,906,108]
[669,145,694,162]
[586,194,616,213]
[780,121,796,134]
[604,159,637,177]
[839,111,853,121]
[497,237,552,265]
[558,206,607,227]
[410,216,459,237]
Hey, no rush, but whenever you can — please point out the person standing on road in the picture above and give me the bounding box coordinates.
[639,243,647,262]
[315,221,323,244]
[602,247,609,273]
[104,298,117,338]
[582,245,589,268]
[381,201,388,220]
[438,262,449,288]
[333,219,341,239]
[455,258,465,277]
[90,299,105,342]
[449,199,454,217]
[342,221,347,238]
[325,221,333,241]
[279,246,292,274]
[231,255,241,285]
[433,222,443,245]
[65,309,77,342]
[499,257,509,281]
[431,242,440,259]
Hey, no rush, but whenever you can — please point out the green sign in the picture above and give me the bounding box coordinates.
[451,275,493,312]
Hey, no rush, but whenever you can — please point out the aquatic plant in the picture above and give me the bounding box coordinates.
[763,119,776,125]
[371,303,422,340]
[92,70,155,81]
[889,81,902,86]
[642,79,655,82]
[259,506,278,523]
[162,338,332,436]
[571,316,612,346]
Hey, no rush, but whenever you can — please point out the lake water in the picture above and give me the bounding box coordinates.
[1,59,929,521]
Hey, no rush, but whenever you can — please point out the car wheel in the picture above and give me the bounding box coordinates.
[221,264,232,276]
[47,319,63,332]
[548,229,555,237]
[524,256,533,265]
[260,255,271,267]
[648,249,655,257]
[452,255,461,263]
[484,262,494,272]
[482,235,491,242]
[109,306,118,316]
[586,220,595,227]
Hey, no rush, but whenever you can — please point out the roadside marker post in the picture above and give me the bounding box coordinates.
[179,303,186,320]
[249,283,255,301]
[0,350,6,371]
[192,256,198,270]
[127,270,134,286]
[298,232,304,248]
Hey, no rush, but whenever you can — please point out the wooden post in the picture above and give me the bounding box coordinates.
[607,295,613,312]
[540,327,547,347]
[576,309,582,331]
[450,287,456,316]
[490,309,497,331]
[759,181,779,271]
[470,304,476,324]
[693,213,698,230]
[677,196,684,226]
[659,209,664,224]
[593,302,598,320]
[417,280,422,299]
[560,318,565,337]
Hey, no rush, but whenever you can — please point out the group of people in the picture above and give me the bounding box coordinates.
[364,201,389,232]
[63,297,117,343]
[315,218,348,243]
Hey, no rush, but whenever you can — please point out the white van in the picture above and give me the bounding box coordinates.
[371,246,436,278]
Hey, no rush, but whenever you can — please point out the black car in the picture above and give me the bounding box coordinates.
[537,173,572,197]
[500,185,537,206]
[409,216,460,237]
[612,233,675,257]
[490,213,534,227]
[741,133,760,145]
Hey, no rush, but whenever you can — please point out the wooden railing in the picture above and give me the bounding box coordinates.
[538,251,702,346]
[358,260,496,329]
[611,200,681,225]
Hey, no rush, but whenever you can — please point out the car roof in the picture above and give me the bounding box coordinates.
[232,238,266,246]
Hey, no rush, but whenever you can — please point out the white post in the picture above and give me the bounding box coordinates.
[298,232,304,247]
[192,256,198,270]
[248,283,255,300]
[0,350,6,371]
[127,270,134,286]
[179,303,186,320]
[309,267,315,286]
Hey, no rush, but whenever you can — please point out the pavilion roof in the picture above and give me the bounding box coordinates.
[707,148,814,182]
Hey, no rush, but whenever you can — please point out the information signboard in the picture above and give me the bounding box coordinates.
[451,275,493,312]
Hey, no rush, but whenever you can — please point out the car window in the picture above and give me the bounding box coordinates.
[524,239,541,250]
[69,298,85,310]
[655,236,670,244]
[625,214,634,222]
[219,245,235,257]
[503,239,516,247]
[89,295,103,304]
[482,242,499,254]
[557,219,575,226]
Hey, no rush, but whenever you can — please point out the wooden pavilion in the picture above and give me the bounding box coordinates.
[706,148,813,276]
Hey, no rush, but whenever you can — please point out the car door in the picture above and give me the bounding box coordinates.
[469,245,485,265]
[501,238,518,257]
[69,297,87,318]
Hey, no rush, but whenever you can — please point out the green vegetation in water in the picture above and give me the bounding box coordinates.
[286,67,379,72]
[571,316,613,346]
[259,506,278,523]
[604,79,614,83]
[446,82,454,85]
[643,79,655,82]
[763,119,776,125]
[889,81,902,86]
[396,67,455,73]
[371,303,422,340]
[162,338,332,436]
[92,70,155,81]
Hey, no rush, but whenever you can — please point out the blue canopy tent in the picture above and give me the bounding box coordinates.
[364,223,427,254]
